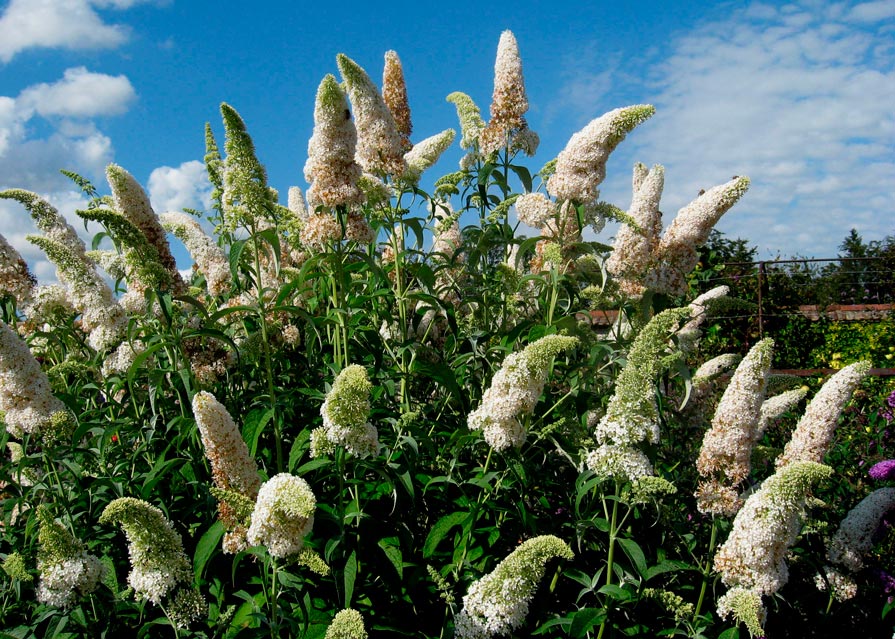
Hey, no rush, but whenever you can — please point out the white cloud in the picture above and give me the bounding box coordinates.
[148,161,213,213]
[17,67,136,118]
[587,1,895,258]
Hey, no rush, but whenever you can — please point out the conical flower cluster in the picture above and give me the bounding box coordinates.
[220,103,276,231]
[0,232,36,305]
[826,488,895,574]
[382,50,412,152]
[403,129,456,183]
[247,473,316,559]
[161,212,231,296]
[776,361,871,468]
[314,364,378,458]
[35,506,104,608]
[587,308,690,481]
[454,535,573,639]
[468,335,578,451]
[325,608,368,639]
[305,74,364,208]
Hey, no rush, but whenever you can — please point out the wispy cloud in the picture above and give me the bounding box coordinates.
[565,1,895,257]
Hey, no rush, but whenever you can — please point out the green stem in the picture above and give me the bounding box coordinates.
[693,517,719,620]
[597,482,622,639]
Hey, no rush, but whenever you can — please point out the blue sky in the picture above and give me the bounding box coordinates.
[1,0,893,282]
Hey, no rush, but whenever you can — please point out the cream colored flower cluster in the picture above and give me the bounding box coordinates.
[714,461,832,635]
[827,487,895,573]
[0,232,36,305]
[605,164,665,297]
[325,608,368,639]
[220,103,277,232]
[246,473,316,558]
[100,497,205,628]
[338,54,407,178]
[161,212,231,296]
[754,387,807,441]
[403,129,456,183]
[454,535,573,639]
[383,50,412,153]
[696,339,773,516]
[467,335,578,451]
[587,308,690,480]
[776,361,871,468]
[315,364,379,458]
[36,506,104,609]
[677,285,729,352]
[447,91,485,152]
[0,321,70,438]
[192,391,262,553]
[642,177,751,295]
[432,202,462,258]
[479,31,538,157]
[304,74,364,208]
[1,189,126,351]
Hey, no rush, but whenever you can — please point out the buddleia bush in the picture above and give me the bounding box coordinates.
[1,30,892,639]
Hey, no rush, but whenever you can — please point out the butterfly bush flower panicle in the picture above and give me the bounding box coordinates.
[716,586,766,638]
[776,360,871,469]
[35,506,104,608]
[677,285,729,352]
[869,459,895,481]
[305,75,364,209]
[646,177,750,295]
[160,212,231,296]
[468,335,578,451]
[337,54,406,178]
[0,232,36,305]
[827,487,895,574]
[0,321,73,439]
[325,608,368,639]
[454,535,573,639]
[514,193,556,229]
[605,163,664,297]
[696,338,773,516]
[479,30,538,157]
[100,497,205,627]
[220,103,275,231]
[106,164,184,293]
[547,105,655,205]
[714,461,832,635]
[246,473,316,559]
[402,129,456,184]
[754,387,808,441]
[383,50,412,152]
[587,308,690,480]
[317,364,379,458]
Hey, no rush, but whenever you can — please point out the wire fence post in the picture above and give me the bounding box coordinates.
[756,260,766,338]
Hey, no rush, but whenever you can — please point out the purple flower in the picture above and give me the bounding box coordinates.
[887,390,895,409]
[868,459,895,481]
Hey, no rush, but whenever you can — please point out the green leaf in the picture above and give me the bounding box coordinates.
[597,584,631,601]
[569,608,606,638]
[242,408,275,458]
[644,560,692,582]
[343,550,357,607]
[193,520,224,580]
[718,628,740,639]
[617,537,648,578]
[377,537,403,579]
[423,511,469,558]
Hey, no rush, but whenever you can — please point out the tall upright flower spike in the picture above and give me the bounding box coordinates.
[714,461,833,637]
[587,307,690,481]
[287,186,309,220]
[246,473,316,558]
[646,177,750,295]
[606,163,665,297]
[402,129,456,183]
[454,535,573,639]
[316,364,378,458]
[220,103,275,231]
[547,105,655,205]
[776,360,871,468]
[100,497,205,627]
[192,391,262,553]
[754,387,808,441]
[0,232,36,305]
[304,74,364,208]
[468,335,578,451]
[160,213,230,296]
[325,608,368,639]
[337,53,407,178]
[204,122,225,214]
[26,234,126,351]
[106,164,184,293]
[382,50,412,152]
[827,487,895,573]
[479,30,538,157]
[0,321,73,439]
[446,91,485,151]
[35,506,104,608]
[695,338,774,516]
